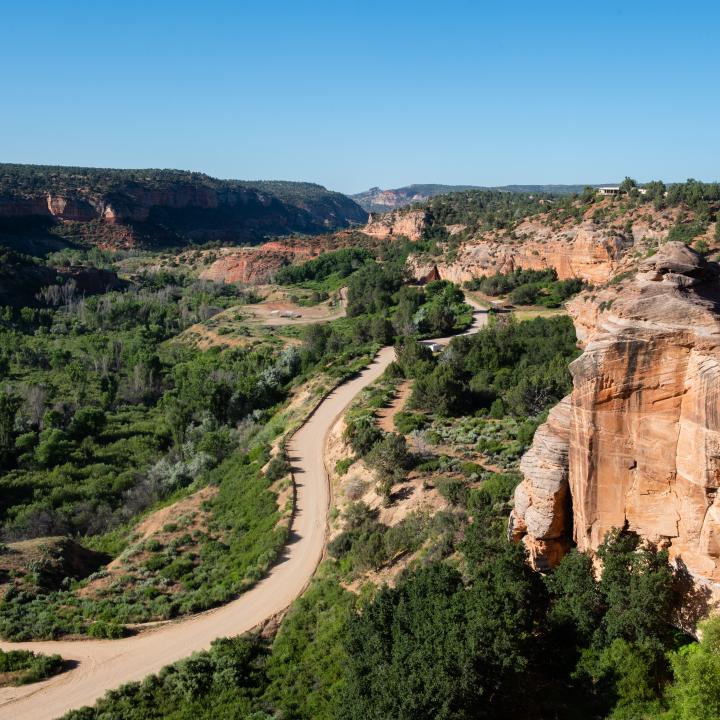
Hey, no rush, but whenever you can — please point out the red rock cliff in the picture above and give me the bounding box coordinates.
[510,243,720,610]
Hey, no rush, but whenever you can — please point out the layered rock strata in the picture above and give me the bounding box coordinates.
[510,243,720,606]
[198,242,316,285]
[410,223,634,284]
[407,205,693,285]
[0,168,367,247]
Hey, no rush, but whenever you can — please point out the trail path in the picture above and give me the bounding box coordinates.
[0,300,487,720]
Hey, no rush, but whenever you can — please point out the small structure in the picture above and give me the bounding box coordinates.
[598,186,622,197]
[424,342,444,353]
[489,300,513,313]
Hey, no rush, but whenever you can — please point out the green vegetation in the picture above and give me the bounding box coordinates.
[0,648,64,685]
[0,236,477,639]
[399,315,578,417]
[665,616,720,719]
[341,315,575,506]
[274,247,372,286]
[55,297,708,720]
[417,189,549,236]
[62,473,699,720]
[5,185,720,718]
[465,267,584,307]
[0,450,287,640]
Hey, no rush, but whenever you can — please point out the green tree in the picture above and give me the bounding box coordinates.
[365,432,408,502]
[581,186,597,204]
[665,617,720,720]
[337,561,536,720]
[597,529,675,649]
[545,548,603,640]
[0,390,21,469]
[620,177,638,194]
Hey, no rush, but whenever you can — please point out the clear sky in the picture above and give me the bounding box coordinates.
[1,1,718,194]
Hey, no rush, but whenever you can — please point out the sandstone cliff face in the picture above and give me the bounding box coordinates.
[408,204,690,285]
[410,224,633,284]
[511,243,720,609]
[510,398,572,570]
[194,230,380,285]
[364,209,427,242]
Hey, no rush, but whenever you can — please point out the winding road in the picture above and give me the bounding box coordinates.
[0,301,487,720]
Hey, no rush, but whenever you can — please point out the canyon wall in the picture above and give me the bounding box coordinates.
[410,225,633,284]
[407,205,691,285]
[0,166,367,248]
[510,243,720,613]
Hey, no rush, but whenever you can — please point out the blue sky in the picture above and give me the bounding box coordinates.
[1,1,718,193]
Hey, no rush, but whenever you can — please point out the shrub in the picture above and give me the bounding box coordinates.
[343,414,383,457]
[0,648,64,685]
[145,555,169,572]
[265,455,291,482]
[345,475,366,501]
[393,411,427,434]
[436,477,469,506]
[161,558,195,581]
[335,458,354,476]
[88,621,125,639]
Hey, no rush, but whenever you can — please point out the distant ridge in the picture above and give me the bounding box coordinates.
[352,183,603,213]
[0,163,368,252]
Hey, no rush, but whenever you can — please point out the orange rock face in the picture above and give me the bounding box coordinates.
[407,204,693,285]
[511,243,720,612]
[198,242,317,284]
[411,222,634,284]
[364,209,427,241]
[510,398,572,570]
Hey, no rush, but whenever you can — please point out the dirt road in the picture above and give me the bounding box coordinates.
[0,300,487,720]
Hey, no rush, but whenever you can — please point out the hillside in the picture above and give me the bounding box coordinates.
[352,183,592,212]
[361,182,720,284]
[0,164,368,252]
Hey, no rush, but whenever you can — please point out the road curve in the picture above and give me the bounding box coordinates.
[0,301,487,720]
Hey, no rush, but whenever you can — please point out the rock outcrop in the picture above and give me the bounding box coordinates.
[198,242,317,285]
[410,222,635,284]
[408,205,691,285]
[510,398,572,571]
[511,243,720,609]
[364,209,427,242]
[352,184,482,213]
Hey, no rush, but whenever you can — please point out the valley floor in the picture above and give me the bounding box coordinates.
[0,305,488,720]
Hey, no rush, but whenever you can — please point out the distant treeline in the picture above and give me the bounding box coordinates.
[465,268,584,307]
[0,163,342,204]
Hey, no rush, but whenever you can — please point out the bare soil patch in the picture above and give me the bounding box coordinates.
[78,486,217,599]
[376,380,412,433]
